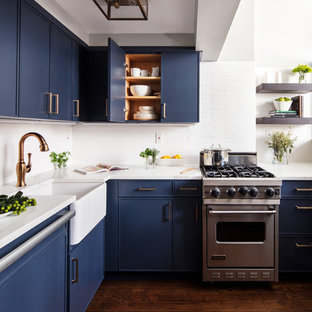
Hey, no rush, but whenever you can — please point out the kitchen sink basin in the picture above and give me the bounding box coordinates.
[23,180,106,245]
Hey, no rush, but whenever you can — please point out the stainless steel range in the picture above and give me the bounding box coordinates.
[201,153,282,282]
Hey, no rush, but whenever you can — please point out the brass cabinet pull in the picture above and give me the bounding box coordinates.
[296,206,312,210]
[138,187,157,191]
[72,258,79,283]
[179,187,198,191]
[74,100,79,117]
[106,99,108,117]
[163,103,166,119]
[168,202,171,222]
[45,92,52,114]
[195,203,199,222]
[52,94,59,114]
[296,243,312,248]
[295,188,312,191]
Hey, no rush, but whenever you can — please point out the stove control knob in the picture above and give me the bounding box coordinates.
[227,187,236,197]
[249,187,258,197]
[239,186,249,196]
[265,187,275,197]
[210,188,220,198]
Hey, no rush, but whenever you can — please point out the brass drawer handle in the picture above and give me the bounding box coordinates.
[179,187,198,191]
[195,203,199,222]
[74,100,79,117]
[296,243,312,248]
[52,94,59,114]
[168,202,171,222]
[295,188,312,191]
[45,92,52,114]
[138,187,157,191]
[71,258,79,283]
[296,206,312,210]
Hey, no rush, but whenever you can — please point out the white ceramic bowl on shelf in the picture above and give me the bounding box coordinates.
[139,106,154,111]
[273,100,292,111]
[130,85,152,96]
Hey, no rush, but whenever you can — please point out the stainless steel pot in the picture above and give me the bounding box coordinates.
[201,145,231,166]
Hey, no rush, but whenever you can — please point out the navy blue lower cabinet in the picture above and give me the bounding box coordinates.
[105,180,119,271]
[279,235,312,272]
[69,219,105,312]
[0,223,68,312]
[119,198,173,271]
[174,198,202,271]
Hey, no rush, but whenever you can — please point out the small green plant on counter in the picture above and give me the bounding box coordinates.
[49,151,71,169]
[292,64,312,83]
[266,131,297,163]
[0,191,36,215]
[140,148,160,167]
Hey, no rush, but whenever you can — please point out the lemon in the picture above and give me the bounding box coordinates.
[173,154,182,159]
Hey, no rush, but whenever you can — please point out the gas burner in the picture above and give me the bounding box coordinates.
[202,165,275,178]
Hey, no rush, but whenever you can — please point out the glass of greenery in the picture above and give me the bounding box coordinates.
[266,131,296,164]
[49,151,71,169]
[292,64,312,83]
[140,148,160,169]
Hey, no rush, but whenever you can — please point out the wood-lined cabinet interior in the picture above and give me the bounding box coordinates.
[125,54,161,121]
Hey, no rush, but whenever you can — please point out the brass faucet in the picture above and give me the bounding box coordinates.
[16,132,49,187]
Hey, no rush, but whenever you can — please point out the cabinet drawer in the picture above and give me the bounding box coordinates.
[119,180,172,197]
[174,180,202,197]
[279,236,312,272]
[282,180,312,198]
[279,199,312,234]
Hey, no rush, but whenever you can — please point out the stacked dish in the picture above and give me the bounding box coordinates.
[133,106,159,121]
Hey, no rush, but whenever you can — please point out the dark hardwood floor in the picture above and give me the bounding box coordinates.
[87,274,312,312]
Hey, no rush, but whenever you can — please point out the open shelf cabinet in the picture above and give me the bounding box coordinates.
[125,54,161,121]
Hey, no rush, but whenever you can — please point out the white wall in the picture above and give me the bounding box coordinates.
[72,62,256,166]
[255,0,312,163]
[0,122,72,185]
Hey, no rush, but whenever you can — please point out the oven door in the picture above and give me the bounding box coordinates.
[206,205,275,268]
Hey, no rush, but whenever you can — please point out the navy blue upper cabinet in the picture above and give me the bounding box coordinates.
[119,198,173,271]
[50,26,72,120]
[108,38,126,122]
[161,51,199,122]
[0,0,18,117]
[19,2,50,119]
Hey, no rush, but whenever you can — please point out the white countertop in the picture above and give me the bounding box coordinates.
[259,162,312,180]
[0,195,75,249]
[0,165,201,250]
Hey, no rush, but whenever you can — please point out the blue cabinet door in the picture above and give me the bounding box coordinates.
[69,219,105,312]
[161,51,199,122]
[119,198,173,271]
[105,180,119,271]
[19,1,50,119]
[108,38,125,122]
[174,198,202,271]
[0,225,67,312]
[0,0,18,117]
[50,25,72,120]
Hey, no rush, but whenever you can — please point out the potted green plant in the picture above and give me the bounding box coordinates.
[140,148,160,169]
[292,64,312,83]
[49,151,71,169]
[266,131,296,164]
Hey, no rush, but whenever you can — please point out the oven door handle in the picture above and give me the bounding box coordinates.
[208,210,277,214]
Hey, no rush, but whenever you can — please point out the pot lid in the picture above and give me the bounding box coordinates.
[203,144,231,152]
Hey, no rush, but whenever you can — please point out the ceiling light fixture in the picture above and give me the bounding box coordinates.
[92,0,148,20]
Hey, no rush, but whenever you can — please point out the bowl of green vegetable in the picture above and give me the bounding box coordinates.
[273,97,292,111]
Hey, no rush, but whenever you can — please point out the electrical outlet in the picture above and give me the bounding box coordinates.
[155,132,163,144]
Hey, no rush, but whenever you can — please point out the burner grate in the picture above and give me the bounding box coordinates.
[203,165,275,178]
